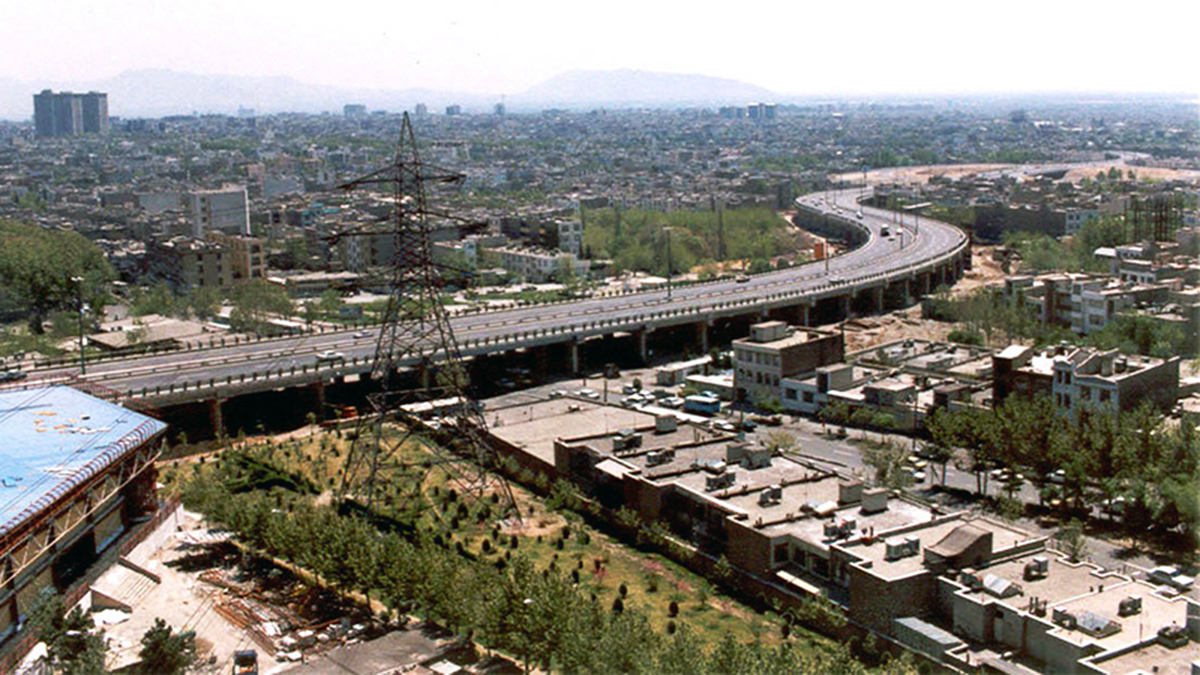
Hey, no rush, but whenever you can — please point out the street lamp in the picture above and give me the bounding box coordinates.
[663,226,674,300]
[70,276,86,375]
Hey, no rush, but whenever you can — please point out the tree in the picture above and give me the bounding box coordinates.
[28,593,106,675]
[862,440,912,490]
[0,220,113,333]
[317,289,344,319]
[138,618,197,674]
[762,430,796,455]
[1057,519,1089,562]
[229,279,294,333]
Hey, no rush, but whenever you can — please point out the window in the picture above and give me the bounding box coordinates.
[803,391,814,403]
[1099,389,1111,403]
[785,388,797,401]
[1080,386,1090,400]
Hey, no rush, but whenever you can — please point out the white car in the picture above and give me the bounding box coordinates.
[1147,566,1196,591]
[712,420,736,433]
[354,330,372,339]
[316,350,345,362]
[578,388,600,400]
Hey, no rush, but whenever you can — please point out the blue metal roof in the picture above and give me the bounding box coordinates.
[0,386,167,537]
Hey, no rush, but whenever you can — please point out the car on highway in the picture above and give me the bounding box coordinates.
[735,274,750,283]
[0,370,27,383]
[315,350,345,362]
[354,330,372,339]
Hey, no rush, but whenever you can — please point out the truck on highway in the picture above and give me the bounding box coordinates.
[683,393,721,416]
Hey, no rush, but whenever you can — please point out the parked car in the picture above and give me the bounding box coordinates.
[1147,566,1196,591]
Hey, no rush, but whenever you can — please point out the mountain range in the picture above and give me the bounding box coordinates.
[0,69,781,120]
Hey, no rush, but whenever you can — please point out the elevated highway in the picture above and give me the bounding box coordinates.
[11,188,969,430]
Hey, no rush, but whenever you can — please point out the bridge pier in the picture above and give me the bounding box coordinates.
[798,304,810,328]
[569,340,580,375]
[419,359,431,392]
[840,294,852,322]
[694,322,709,354]
[532,345,549,381]
[309,381,326,421]
[871,285,884,313]
[209,397,225,438]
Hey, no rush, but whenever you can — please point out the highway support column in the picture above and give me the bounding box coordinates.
[694,322,709,354]
[569,340,580,375]
[309,381,326,422]
[209,397,225,439]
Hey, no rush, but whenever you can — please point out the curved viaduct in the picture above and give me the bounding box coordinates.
[18,189,970,436]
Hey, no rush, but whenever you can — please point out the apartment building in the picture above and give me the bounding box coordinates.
[732,322,843,404]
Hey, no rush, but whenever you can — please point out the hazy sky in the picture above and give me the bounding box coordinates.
[6,0,1198,96]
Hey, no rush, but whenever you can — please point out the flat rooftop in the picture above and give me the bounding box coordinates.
[489,398,659,465]
[969,554,1116,607]
[1051,579,1195,652]
[844,517,1033,581]
[777,499,935,559]
[1089,637,1200,675]
[0,386,167,537]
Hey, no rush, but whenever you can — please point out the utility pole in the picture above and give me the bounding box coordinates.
[71,276,86,375]
[665,226,673,300]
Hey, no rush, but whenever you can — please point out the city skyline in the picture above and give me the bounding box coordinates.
[3,0,1197,110]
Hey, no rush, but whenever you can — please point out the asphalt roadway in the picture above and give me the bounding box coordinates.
[14,188,967,398]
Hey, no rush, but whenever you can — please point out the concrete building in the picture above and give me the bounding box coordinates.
[557,219,583,256]
[0,387,166,662]
[993,345,1179,414]
[206,232,266,284]
[732,322,843,405]
[145,237,235,291]
[33,91,108,137]
[186,186,250,237]
[495,247,589,283]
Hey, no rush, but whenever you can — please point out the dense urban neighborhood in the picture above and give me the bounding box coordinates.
[0,90,1198,674]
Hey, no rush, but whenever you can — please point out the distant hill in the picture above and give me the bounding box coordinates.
[0,68,779,120]
[514,69,776,108]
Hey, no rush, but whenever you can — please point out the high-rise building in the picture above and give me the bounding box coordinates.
[33,90,108,136]
[81,92,108,132]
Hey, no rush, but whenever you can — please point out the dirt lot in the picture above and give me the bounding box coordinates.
[830,245,1005,353]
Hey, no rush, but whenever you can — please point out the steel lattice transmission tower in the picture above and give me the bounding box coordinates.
[336,113,517,520]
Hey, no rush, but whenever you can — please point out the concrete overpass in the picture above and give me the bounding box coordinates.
[10,188,969,435]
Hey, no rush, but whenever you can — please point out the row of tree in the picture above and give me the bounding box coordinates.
[179,467,911,674]
[924,396,1199,546]
[581,207,800,276]
[925,285,1188,358]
